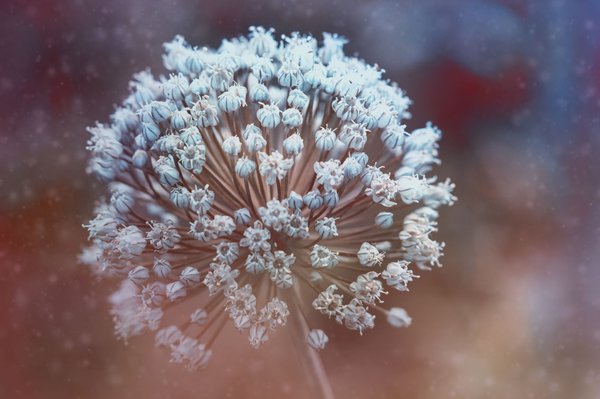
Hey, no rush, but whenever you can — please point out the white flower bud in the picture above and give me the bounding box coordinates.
[190,308,208,325]
[141,308,163,331]
[191,96,219,127]
[163,74,189,101]
[180,266,201,286]
[221,136,242,156]
[212,215,236,237]
[375,241,392,251]
[177,143,206,172]
[257,104,281,128]
[190,185,214,215]
[150,101,172,122]
[304,63,326,88]
[234,208,251,225]
[170,109,190,129]
[309,271,323,282]
[251,57,275,81]
[357,242,384,267]
[258,151,293,185]
[141,282,166,308]
[245,133,267,152]
[334,72,362,97]
[323,190,339,208]
[285,210,309,238]
[218,85,247,112]
[185,51,205,74]
[287,191,304,210]
[146,220,180,252]
[315,217,338,239]
[319,32,347,64]
[259,200,291,231]
[128,265,150,285]
[342,156,363,178]
[360,165,383,186]
[321,77,336,95]
[283,133,304,155]
[245,252,267,274]
[332,96,363,121]
[356,110,378,130]
[250,83,270,102]
[154,156,180,186]
[137,103,154,123]
[310,245,339,269]
[242,123,262,140]
[214,241,239,264]
[314,127,336,151]
[155,325,182,348]
[396,175,428,204]
[382,260,417,291]
[133,84,155,107]
[287,89,309,109]
[313,159,344,190]
[132,149,148,168]
[235,156,256,178]
[349,271,386,304]
[404,124,441,152]
[370,102,395,128]
[307,329,328,350]
[141,121,161,141]
[249,26,277,56]
[339,122,368,151]
[170,187,190,208]
[248,324,269,349]
[351,151,369,166]
[381,124,406,150]
[282,108,303,127]
[387,307,412,328]
[210,65,233,91]
[303,189,323,209]
[398,151,438,176]
[423,178,457,209]
[277,60,303,87]
[375,212,394,229]
[190,76,210,96]
[152,135,183,154]
[285,36,316,72]
[134,133,148,150]
[84,214,118,241]
[110,190,134,214]
[166,281,187,301]
[179,126,202,146]
[153,258,173,279]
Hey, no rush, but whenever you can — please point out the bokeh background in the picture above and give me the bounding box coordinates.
[2,0,600,398]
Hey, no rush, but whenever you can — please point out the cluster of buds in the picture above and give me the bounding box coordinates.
[82,27,456,371]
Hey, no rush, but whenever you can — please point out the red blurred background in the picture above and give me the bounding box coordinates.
[1,0,600,398]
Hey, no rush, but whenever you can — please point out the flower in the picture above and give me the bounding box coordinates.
[382,260,419,291]
[307,329,329,350]
[357,242,385,267]
[386,307,412,328]
[82,27,455,370]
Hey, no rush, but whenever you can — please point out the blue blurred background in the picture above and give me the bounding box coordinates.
[1,0,599,398]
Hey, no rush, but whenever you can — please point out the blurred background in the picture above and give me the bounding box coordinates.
[1,0,599,398]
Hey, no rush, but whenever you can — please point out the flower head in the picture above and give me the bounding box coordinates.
[82,27,455,370]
